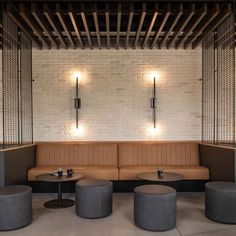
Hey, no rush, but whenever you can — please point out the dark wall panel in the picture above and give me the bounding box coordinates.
[0,152,4,186]
[0,145,36,186]
[199,143,236,182]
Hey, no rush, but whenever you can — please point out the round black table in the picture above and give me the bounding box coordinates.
[137,172,184,183]
[36,173,83,209]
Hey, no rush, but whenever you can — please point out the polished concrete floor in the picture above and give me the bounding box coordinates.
[0,192,236,236]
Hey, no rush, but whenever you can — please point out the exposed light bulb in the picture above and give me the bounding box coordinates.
[71,126,84,137]
[73,72,81,81]
[149,71,160,80]
[146,124,161,136]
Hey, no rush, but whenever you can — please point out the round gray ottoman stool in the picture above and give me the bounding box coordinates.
[134,185,176,231]
[205,181,236,224]
[0,185,32,231]
[76,179,113,219]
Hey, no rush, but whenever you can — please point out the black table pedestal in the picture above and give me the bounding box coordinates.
[44,182,75,209]
[44,199,74,209]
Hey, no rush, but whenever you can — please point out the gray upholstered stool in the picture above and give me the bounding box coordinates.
[0,185,32,231]
[76,179,113,219]
[134,185,176,231]
[205,181,236,224]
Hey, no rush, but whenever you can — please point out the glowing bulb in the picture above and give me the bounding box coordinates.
[149,71,160,80]
[73,72,81,81]
[71,126,84,137]
[147,125,161,136]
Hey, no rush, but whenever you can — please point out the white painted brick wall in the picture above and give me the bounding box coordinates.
[32,49,202,141]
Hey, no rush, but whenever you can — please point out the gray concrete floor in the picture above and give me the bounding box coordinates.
[0,192,236,236]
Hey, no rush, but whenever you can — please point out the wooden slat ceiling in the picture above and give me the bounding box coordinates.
[0,1,234,50]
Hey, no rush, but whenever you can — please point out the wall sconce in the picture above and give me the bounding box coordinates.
[74,75,81,128]
[150,77,157,128]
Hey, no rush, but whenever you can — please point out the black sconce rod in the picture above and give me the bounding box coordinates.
[151,77,157,128]
[74,77,81,128]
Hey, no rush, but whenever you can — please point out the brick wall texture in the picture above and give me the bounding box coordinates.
[31,49,202,141]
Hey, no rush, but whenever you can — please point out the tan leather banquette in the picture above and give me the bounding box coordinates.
[28,142,209,181]
[118,142,209,180]
[28,142,118,181]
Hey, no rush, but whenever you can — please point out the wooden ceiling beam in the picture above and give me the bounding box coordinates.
[19,3,50,49]
[6,3,42,49]
[116,3,121,49]
[167,3,195,49]
[125,3,134,49]
[184,3,220,49]
[175,3,207,49]
[192,3,232,49]
[105,3,110,49]
[159,3,183,49]
[56,3,76,49]
[142,4,158,49]
[133,3,146,49]
[43,3,67,49]
[81,4,93,49]
[150,4,171,49]
[92,4,101,49]
[31,3,59,49]
[68,3,84,49]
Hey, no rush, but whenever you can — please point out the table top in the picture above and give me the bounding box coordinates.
[137,172,184,182]
[36,173,83,182]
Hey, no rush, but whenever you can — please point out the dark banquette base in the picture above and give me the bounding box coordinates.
[29,180,207,193]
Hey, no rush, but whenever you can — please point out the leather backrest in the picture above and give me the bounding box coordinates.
[36,142,117,167]
[118,142,199,167]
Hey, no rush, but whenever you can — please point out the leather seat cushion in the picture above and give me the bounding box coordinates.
[28,166,118,181]
[119,165,209,180]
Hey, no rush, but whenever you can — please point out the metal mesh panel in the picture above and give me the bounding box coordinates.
[1,12,33,148]
[202,14,235,146]
[2,12,19,148]
[202,32,215,143]
[216,14,235,145]
[0,5,2,148]
[20,31,33,144]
